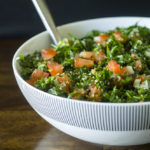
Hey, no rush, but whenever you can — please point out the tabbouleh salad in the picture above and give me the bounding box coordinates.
[19,25,150,103]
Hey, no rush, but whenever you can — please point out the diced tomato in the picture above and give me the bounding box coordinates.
[89,83,101,101]
[113,32,124,42]
[107,60,121,74]
[27,69,49,85]
[94,34,109,45]
[94,51,106,61]
[79,51,95,60]
[99,34,109,45]
[41,48,57,60]
[26,79,35,86]
[47,61,63,76]
[135,75,146,84]
[30,69,49,79]
[134,60,142,72]
[57,73,71,92]
[74,58,94,68]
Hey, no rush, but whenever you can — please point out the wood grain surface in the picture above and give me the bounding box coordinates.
[0,40,150,150]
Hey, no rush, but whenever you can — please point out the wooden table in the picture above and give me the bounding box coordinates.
[0,40,150,150]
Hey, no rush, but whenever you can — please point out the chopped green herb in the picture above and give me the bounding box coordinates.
[19,25,150,103]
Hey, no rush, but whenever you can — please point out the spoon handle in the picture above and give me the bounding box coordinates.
[32,0,61,45]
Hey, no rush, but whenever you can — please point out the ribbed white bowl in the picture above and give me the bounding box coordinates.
[12,17,150,146]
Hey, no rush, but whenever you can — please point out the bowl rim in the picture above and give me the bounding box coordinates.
[12,16,150,106]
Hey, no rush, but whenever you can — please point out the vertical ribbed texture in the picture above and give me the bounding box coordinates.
[16,76,150,131]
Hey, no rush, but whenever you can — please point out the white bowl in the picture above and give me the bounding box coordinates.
[12,17,150,146]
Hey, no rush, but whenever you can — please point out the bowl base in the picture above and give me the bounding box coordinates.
[38,112,150,146]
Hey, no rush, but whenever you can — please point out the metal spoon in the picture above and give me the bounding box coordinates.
[32,0,61,45]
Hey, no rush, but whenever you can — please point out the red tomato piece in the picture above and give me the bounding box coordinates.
[99,34,109,45]
[31,69,49,79]
[113,32,124,42]
[107,60,121,74]
[74,58,94,68]
[94,34,109,45]
[27,69,49,85]
[41,48,57,60]
[47,61,63,76]
[26,79,35,86]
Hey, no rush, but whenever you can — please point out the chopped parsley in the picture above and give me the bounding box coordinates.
[19,25,150,103]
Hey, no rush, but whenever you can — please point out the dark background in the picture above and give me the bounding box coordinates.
[0,0,150,39]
